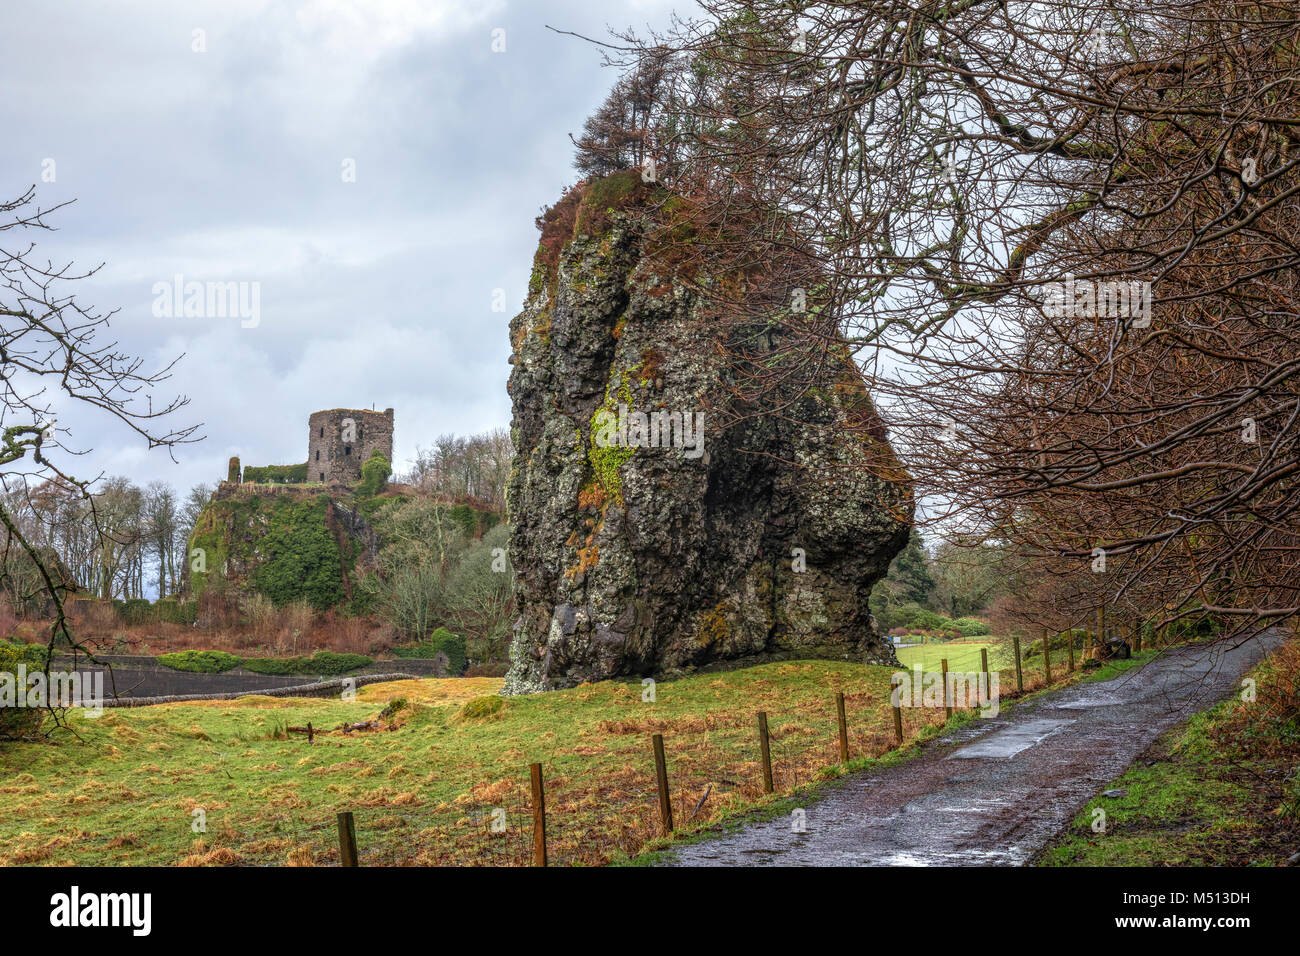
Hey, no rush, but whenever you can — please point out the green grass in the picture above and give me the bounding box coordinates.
[0,640,1173,867]
[895,637,1123,692]
[895,641,1003,672]
[1,661,972,867]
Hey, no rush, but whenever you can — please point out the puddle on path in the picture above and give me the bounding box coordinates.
[948,717,1073,759]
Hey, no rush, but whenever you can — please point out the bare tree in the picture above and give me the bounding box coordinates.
[589,0,1300,644]
[0,185,198,693]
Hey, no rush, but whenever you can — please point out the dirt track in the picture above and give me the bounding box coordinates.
[661,632,1285,866]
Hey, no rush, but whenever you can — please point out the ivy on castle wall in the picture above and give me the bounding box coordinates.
[250,496,348,610]
[242,462,310,484]
[187,493,345,610]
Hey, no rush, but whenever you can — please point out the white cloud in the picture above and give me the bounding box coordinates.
[0,0,673,497]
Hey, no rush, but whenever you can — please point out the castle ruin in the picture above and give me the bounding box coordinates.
[308,407,394,485]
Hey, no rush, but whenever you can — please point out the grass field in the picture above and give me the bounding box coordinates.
[896,641,1005,672]
[1,662,961,866]
[0,645,1146,867]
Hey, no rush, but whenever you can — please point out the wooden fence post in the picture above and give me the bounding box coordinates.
[941,659,952,718]
[758,712,774,794]
[306,721,314,745]
[530,762,547,867]
[893,699,904,744]
[1067,632,1075,672]
[835,693,849,763]
[1042,628,1052,684]
[1013,632,1024,693]
[337,811,358,867]
[652,734,673,835]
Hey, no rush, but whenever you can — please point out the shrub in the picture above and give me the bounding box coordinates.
[358,451,390,498]
[0,639,47,668]
[119,598,155,626]
[0,642,45,739]
[309,651,371,675]
[951,617,991,637]
[238,656,293,675]
[157,650,243,673]
[107,598,199,626]
[392,627,466,674]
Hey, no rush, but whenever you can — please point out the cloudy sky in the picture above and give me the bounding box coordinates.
[1,0,680,495]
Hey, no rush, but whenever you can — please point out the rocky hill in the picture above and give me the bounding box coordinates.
[186,483,498,614]
[503,172,913,694]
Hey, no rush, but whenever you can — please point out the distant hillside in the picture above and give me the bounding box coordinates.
[186,482,500,613]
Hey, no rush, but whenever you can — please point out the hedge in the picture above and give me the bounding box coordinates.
[240,651,372,676]
[156,649,372,676]
[156,650,243,673]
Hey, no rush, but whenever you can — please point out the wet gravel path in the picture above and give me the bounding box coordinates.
[662,632,1285,866]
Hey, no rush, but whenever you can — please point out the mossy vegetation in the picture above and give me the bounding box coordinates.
[455,694,504,722]
[242,462,310,484]
[250,496,349,610]
[573,169,655,238]
[357,451,390,498]
[529,170,669,303]
[584,366,637,503]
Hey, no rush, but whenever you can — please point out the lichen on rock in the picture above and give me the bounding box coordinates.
[502,172,913,695]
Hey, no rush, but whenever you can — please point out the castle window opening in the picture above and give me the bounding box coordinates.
[345,447,351,456]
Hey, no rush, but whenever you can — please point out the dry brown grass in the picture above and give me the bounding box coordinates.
[25,601,400,659]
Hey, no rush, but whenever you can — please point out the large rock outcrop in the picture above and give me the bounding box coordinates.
[502,172,912,694]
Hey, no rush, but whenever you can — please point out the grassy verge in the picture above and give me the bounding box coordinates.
[1039,642,1300,866]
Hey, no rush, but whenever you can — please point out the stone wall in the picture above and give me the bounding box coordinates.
[307,407,394,485]
[52,654,447,700]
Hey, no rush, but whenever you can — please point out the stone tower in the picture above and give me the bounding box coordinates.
[308,408,394,485]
